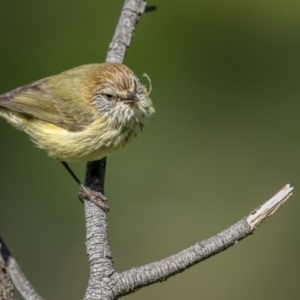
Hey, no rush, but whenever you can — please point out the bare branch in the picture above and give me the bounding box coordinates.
[0,244,15,300]
[109,185,293,297]
[106,0,146,63]
[83,1,147,299]
[0,238,43,300]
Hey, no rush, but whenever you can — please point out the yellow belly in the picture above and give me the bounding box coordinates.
[0,109,136,162]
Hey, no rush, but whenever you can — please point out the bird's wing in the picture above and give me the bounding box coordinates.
[0,75,94,132]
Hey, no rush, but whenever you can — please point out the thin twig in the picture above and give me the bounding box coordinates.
[145,5,157,13]
[106,0,147,63]
[0,238,43,300]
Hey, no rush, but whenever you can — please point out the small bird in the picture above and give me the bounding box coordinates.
[0,63,155,210]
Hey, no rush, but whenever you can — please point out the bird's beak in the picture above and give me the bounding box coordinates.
[121,92,139,104]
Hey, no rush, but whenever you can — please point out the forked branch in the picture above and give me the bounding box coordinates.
[0,1,294,300]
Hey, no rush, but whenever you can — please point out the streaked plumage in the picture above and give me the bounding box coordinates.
[0,63,154,161]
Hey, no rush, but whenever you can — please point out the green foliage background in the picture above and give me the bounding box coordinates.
[1,1,300,299]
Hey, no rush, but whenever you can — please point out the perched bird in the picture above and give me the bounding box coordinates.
[0,63,155,209]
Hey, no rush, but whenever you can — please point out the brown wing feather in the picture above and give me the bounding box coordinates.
[0,73,94,132]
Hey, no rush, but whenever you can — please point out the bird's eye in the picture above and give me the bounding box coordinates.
[103,93,113,100]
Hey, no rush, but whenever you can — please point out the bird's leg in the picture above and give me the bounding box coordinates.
[60,161,109,212]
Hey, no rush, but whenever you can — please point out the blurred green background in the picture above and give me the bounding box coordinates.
[1,0,300,299]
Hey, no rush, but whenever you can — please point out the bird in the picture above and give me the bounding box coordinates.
[0,63,155,210]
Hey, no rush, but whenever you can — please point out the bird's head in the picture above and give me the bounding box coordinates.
[89,63,154,126]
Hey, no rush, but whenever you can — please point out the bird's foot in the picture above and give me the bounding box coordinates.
[78,185,109,212]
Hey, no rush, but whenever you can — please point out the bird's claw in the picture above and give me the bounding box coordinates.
[78,185,109,212]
